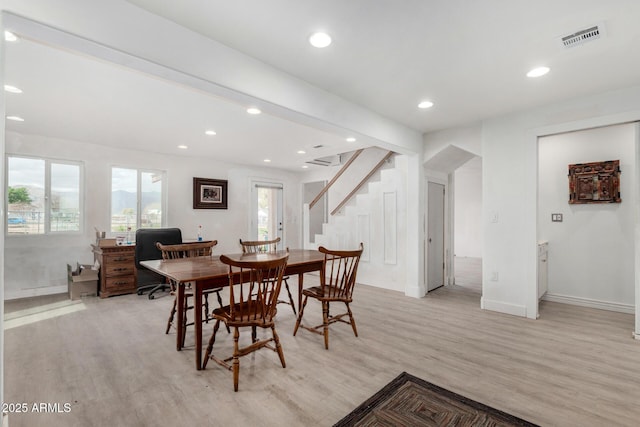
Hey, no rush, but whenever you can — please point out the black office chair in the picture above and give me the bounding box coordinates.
[135,228,182,299]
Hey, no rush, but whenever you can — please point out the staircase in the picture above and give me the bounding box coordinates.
[305,153,408,291]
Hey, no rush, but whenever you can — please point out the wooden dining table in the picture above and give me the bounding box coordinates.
[140,248,324,370]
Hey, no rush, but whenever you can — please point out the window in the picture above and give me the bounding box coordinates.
[7,156,82,235]
[111,167,165,232]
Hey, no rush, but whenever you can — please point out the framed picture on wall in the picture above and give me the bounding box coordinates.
[568,160,621,204]
[193,177,228,209]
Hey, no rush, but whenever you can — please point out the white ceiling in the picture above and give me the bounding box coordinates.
[6,0,640,170]
[4,37,362,171]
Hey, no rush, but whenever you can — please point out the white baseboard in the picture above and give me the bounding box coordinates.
[542,293,634,314]
[405,283,425,298]
[4,285,67,301]
[480,297,527,317]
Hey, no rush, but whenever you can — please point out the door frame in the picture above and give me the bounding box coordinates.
[424,175,452,292]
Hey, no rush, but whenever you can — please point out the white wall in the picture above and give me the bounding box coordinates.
[454,156,483,258]
[538,124,636,307]
[482,85,640,320]
[4,131,302,299]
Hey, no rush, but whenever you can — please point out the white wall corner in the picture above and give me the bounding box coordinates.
[405,283,425,298]
[405,153,425,297]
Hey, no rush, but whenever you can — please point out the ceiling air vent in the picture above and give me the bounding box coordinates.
[560,23,605,48]
[305,154,341,167]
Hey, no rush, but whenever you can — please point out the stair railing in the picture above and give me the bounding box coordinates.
[308,149,364,210]
[330,151,394,215]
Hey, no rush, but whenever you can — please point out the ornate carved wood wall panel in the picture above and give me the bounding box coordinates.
[568,160,621,204]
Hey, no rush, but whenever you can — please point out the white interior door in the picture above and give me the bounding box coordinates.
[251,181,284,246]
[427,182,445,292]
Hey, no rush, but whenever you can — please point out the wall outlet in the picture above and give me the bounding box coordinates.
[490,271,499,281]
[551,213,563,222]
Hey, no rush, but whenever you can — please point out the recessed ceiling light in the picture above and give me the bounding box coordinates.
[4,85,22,94]
[309,32,332,48]
[205,130,217,136]
[6,115,24,122]
[247,107,261,115]
[177,145,188,149]
[346,137,356,142]
[263,159,271,163]
[297,150,306,154]
[4,31,17,42]
[527,66,550,78]
[418,101,434,109]
[302,165,309,169]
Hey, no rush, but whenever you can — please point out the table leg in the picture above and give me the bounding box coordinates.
[176,283,184,351]
[194,283,203,370]
[297,272,304,312]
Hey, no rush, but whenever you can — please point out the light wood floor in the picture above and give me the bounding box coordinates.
[454,256,482,294]
[4,277,640,427]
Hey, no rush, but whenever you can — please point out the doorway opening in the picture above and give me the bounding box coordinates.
[251,181,284,247]
[453,156,483,294]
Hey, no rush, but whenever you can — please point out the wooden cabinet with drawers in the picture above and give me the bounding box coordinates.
[92,244,137,298]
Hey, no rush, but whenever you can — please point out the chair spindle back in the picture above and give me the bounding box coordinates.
[319,244,364,300]
[239,237,281,254]
[220,253,289,324]
[157,240,218,260]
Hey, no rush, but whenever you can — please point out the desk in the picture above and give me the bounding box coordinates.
[141,249,323,369]
[91,244,137,298]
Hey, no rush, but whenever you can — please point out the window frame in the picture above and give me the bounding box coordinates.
[109,166,167,232]
[6,154,84,236]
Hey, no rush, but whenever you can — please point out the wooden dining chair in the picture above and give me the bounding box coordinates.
[293,243,364,349]
[156,240,226,348]
[239,237,297,315]
[203,252,289,391]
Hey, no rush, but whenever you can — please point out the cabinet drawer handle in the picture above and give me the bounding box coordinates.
[113,257,129,262]
[113,281,129,285]
[113,267,129,272]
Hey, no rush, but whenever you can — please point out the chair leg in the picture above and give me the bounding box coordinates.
[204,294,209,323]
[181,297,188,349]
[216,290,224,308]
[283,279,296,315]
[346,302,358,337]
[272,325,286,368]
[293,295,309,336]
[233,327,240,392]
[203,319,221,369]
[322,301,330,350]
[215,290,231,334]
[166,296,177,334]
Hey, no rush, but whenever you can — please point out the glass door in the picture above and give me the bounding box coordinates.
[251,181,284,246]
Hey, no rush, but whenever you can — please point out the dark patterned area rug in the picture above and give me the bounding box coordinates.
[333,372,539,427]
